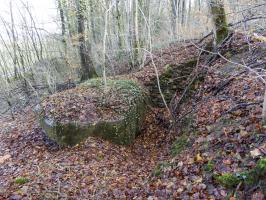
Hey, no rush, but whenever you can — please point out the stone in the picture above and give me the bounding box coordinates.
[38,79,148,146]
[144,59,198,107]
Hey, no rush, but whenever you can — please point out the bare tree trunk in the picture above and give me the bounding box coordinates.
[58,0,67,48]
[9,1,19,78]
[103,1,114,89]
[76,0,97,81]
[115,0,124,49]
[21,1,44,60]
[198,0,202,11]
[18,3,42,62]
[65,0,76,38]
[170,0,178,37]
[0,53,10,83]
[133,0,140,66]
[186,0,192,27]
[209,0,229,45]
[181,0,185,26]
[89,0,97,42]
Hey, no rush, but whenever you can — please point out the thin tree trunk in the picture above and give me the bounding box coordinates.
[10,1,19,78]
[89,0,97,42]
[209,0,229,45]
[186,0,192,27]
[21,1,44,60]
[131,0,140,67]
[0,52,10,83]
[58,0,67,49]
[116,0,124,49]
[76,0,97,81]
[181,0,185,26]
[170,0,178,37]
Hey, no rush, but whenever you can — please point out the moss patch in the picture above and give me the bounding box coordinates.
[171,136,189,156]
[147,59,198,107]
[205,160,216,172]
[153,162,172,177]
[210,1,229,45]
[215,158,266,189]
[215,173,241,189]
[15,177,30,185]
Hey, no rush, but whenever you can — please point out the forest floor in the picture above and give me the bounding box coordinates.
[1,32,266,200]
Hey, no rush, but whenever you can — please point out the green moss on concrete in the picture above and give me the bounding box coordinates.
[210,1,229,45]
[39,78,148,146]
[148,59,198,107]
[81,78,143,95]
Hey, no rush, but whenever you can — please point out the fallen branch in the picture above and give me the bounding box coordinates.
[196,16,266,45]
[213,70,247,95]
[225,101,262,114]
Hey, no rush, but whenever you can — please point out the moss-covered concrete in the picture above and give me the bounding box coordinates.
[39,79,148,146]
[210,0,229,45]
[145,59,198,107]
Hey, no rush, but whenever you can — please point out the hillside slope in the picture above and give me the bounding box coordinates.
[0,32,266,199]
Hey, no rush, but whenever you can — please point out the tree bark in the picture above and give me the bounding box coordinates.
[58,0,66,43]
[9,1,19,78]
[89,0,97,42]
[181,0,185,26]
[170,0,178,37]
[76,0,97,81]
[209,0,229,45]
[130,0,140,67]
[115,0,124,49]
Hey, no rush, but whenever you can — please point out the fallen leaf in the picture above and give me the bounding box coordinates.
[195,153,203,162]
[240,130,249,138]
[176,187,184,193]
[0,154,11,164]
[194,177,203,184]
[220,190,227,197]
[223,159,232,165]
[250,149,261,158]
